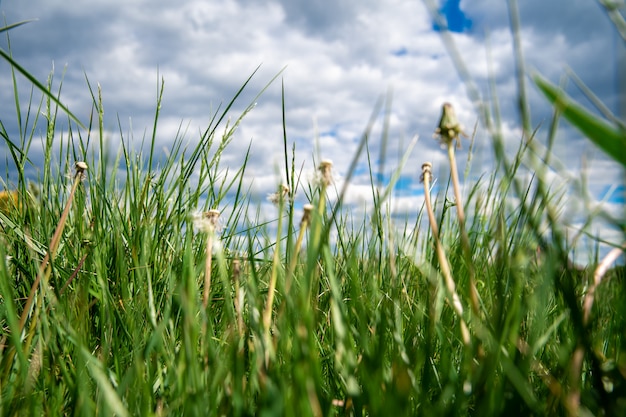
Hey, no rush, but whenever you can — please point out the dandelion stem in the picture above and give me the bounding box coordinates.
[3,162,87,383]
[447,142,480,316]
[568,241,626,416]
[19,162,87,333]
[582,241,626,325]
[305,160,333,308]
[262,193,285,360]
[422,162,470,346]
[286,204,313,293]
[232,259,244,336]
[203,233,213,309]
[201,209,221,310]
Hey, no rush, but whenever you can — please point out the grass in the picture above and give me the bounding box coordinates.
[1,7,626,417]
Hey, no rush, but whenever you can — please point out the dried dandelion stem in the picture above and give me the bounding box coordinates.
[582,241,626,325]
[286,204,314,293]
[567,241,626,416]
[447,143,480,316]
[204,234,213,308]
[565,343,585,417]
[19,162,88,332]
[305,160,333,306]
[422,162,470,346]
[2,162,87,381]
[313,160,333,238]
[232,259,244,336]
[262,185,288,345]
[436,103,480,316]
[202,209,220,309]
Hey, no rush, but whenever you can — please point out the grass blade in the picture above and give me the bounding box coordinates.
[533,73,626,167]
[0,48,85,129]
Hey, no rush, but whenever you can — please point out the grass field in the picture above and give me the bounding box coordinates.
[1,9,626,417]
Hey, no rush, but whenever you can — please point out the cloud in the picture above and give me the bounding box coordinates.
[0,0,623,261]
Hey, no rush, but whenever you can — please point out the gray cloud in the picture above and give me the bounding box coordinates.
[0,0,623,259]
[256,0,374,38]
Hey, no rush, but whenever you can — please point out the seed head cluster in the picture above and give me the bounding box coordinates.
[193,209,221,233]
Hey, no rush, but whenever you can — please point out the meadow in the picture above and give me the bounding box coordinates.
[1,8,626,417]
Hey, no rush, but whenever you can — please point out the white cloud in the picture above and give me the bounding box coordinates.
[0,0,622,263]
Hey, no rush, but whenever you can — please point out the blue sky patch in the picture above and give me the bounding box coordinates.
[393,175,414,193]
[432,0,472,33]
[601,184,626,204]
[392,47,408,57]
[371,172,419,195]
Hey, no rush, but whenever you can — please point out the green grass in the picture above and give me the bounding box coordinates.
[1,10,626,417]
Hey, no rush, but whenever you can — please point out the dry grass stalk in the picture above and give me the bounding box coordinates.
[421,162,470,346]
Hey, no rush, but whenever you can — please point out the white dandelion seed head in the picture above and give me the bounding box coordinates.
[266,184,290,205]
[191,209,222,233]
[311,159,335,188]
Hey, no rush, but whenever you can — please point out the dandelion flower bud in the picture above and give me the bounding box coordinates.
[434,103,466,148]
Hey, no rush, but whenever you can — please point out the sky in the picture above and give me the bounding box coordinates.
[0,0,624,263]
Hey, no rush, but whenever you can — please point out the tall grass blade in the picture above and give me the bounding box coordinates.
[533,73,626,167]
[0,48,85,129]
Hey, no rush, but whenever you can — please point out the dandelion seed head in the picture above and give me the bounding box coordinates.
[211,237,223,252]
[420,162,433,183]
[318,159,334,186]
[74,161,89,181]
[75,161,88,172]
[301,203,314,225]
[192,209,221,233]
[267,184,290,205]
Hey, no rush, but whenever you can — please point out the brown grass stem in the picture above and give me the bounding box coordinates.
[421,162,470,346]
[286,204,313,294]
[201,209,220,310]
[262,189,287,357]
[582,241,626,325]
[566,241,626,416]
[2,162,87,383]
[19,161,87,333]
[447,142,480,316]
[232,259,244,336]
